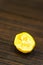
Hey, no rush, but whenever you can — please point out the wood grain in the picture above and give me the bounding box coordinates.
[0,0,43,65]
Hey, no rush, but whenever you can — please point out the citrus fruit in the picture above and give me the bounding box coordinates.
[14,32,35,53]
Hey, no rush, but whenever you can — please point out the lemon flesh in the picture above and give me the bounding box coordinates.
[14,32,35,53]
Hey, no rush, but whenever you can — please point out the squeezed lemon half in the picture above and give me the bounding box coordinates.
[14,32,35,53]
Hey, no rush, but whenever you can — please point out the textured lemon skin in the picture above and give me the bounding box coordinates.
[14,32,35,53]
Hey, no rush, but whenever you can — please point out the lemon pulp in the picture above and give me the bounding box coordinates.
[14,32,35,53]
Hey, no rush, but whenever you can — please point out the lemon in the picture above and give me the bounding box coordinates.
[14,32,35,53]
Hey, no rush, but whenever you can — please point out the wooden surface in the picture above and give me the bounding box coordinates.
[0,0,43,65]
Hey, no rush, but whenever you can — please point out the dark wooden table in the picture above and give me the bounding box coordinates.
[0,0,43,65]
